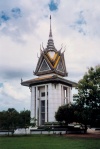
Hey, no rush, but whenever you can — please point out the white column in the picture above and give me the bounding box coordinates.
[39,97,41,126]
[58,84,62,106]
[66,86,69,104]
[36,86,39,126]
[62,85,65,105]
[67,87,72,104]
[61,85,64,105]
[45,85,47,122]
[48,83,52,122]
[30,86,35,119]
[69,87,72,103]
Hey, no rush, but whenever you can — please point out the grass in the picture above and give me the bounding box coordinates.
[0,135,100,149]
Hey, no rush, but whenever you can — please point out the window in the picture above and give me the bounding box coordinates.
[64,88,67,97]
[41,107,45,112]
[41,100,45,125]
[41,100,45,107]
[41,92,45,97]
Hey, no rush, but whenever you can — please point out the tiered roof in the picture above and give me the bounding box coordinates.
[34,16,68,77]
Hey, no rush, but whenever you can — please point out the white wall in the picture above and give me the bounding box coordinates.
[30,83,73,125]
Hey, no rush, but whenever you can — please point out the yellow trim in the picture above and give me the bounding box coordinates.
[44,54,54,69]
[47,53,52,60]
[52,53,58,61]
[45,52,60,68]
[54,56,60,68]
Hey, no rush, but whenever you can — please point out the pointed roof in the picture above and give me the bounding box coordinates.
[34,16,68,77]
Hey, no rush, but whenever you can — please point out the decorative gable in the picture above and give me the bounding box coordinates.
[39,59,51,72]
[34,50,68,76]
[56,55,66,73]
[57,58,64,72]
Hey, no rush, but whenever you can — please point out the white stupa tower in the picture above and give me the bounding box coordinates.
[21,16,77,126]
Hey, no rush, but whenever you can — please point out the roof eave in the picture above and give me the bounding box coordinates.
[21,76,77,88]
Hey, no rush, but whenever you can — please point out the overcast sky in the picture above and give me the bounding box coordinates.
[0,0,100,111]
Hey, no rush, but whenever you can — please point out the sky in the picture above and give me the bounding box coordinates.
[0,0,100,111]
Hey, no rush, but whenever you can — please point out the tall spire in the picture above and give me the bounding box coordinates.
[49,15,52,39]
[46,15,56,51]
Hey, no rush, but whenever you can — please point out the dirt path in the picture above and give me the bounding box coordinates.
[64,129,100,139]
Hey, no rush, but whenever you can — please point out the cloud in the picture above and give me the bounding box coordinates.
[0,0,51,42]
[75,11,86,25]
[1,83,26,100]
[70,10,87,35]
[0,7,21,24]
[11,7,21,18]
[0,82,30,111]
[0,34,38,81]
[53,0,100,38]
[0,67,30,80]
[0,83,3,88]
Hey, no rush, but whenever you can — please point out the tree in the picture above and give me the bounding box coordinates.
[77,66,100,109]
[55,104,78,125]
[76,66,100,127]
[0,108,30,132]
[55,103,91,133]
[0,108,19,135]
[55,66,100,131]
[19,110,30,129]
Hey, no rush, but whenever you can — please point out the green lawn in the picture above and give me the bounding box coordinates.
[0,135,100,149]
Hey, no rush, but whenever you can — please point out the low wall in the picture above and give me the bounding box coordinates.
[30,129,66,135]
[0,130,13,135]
